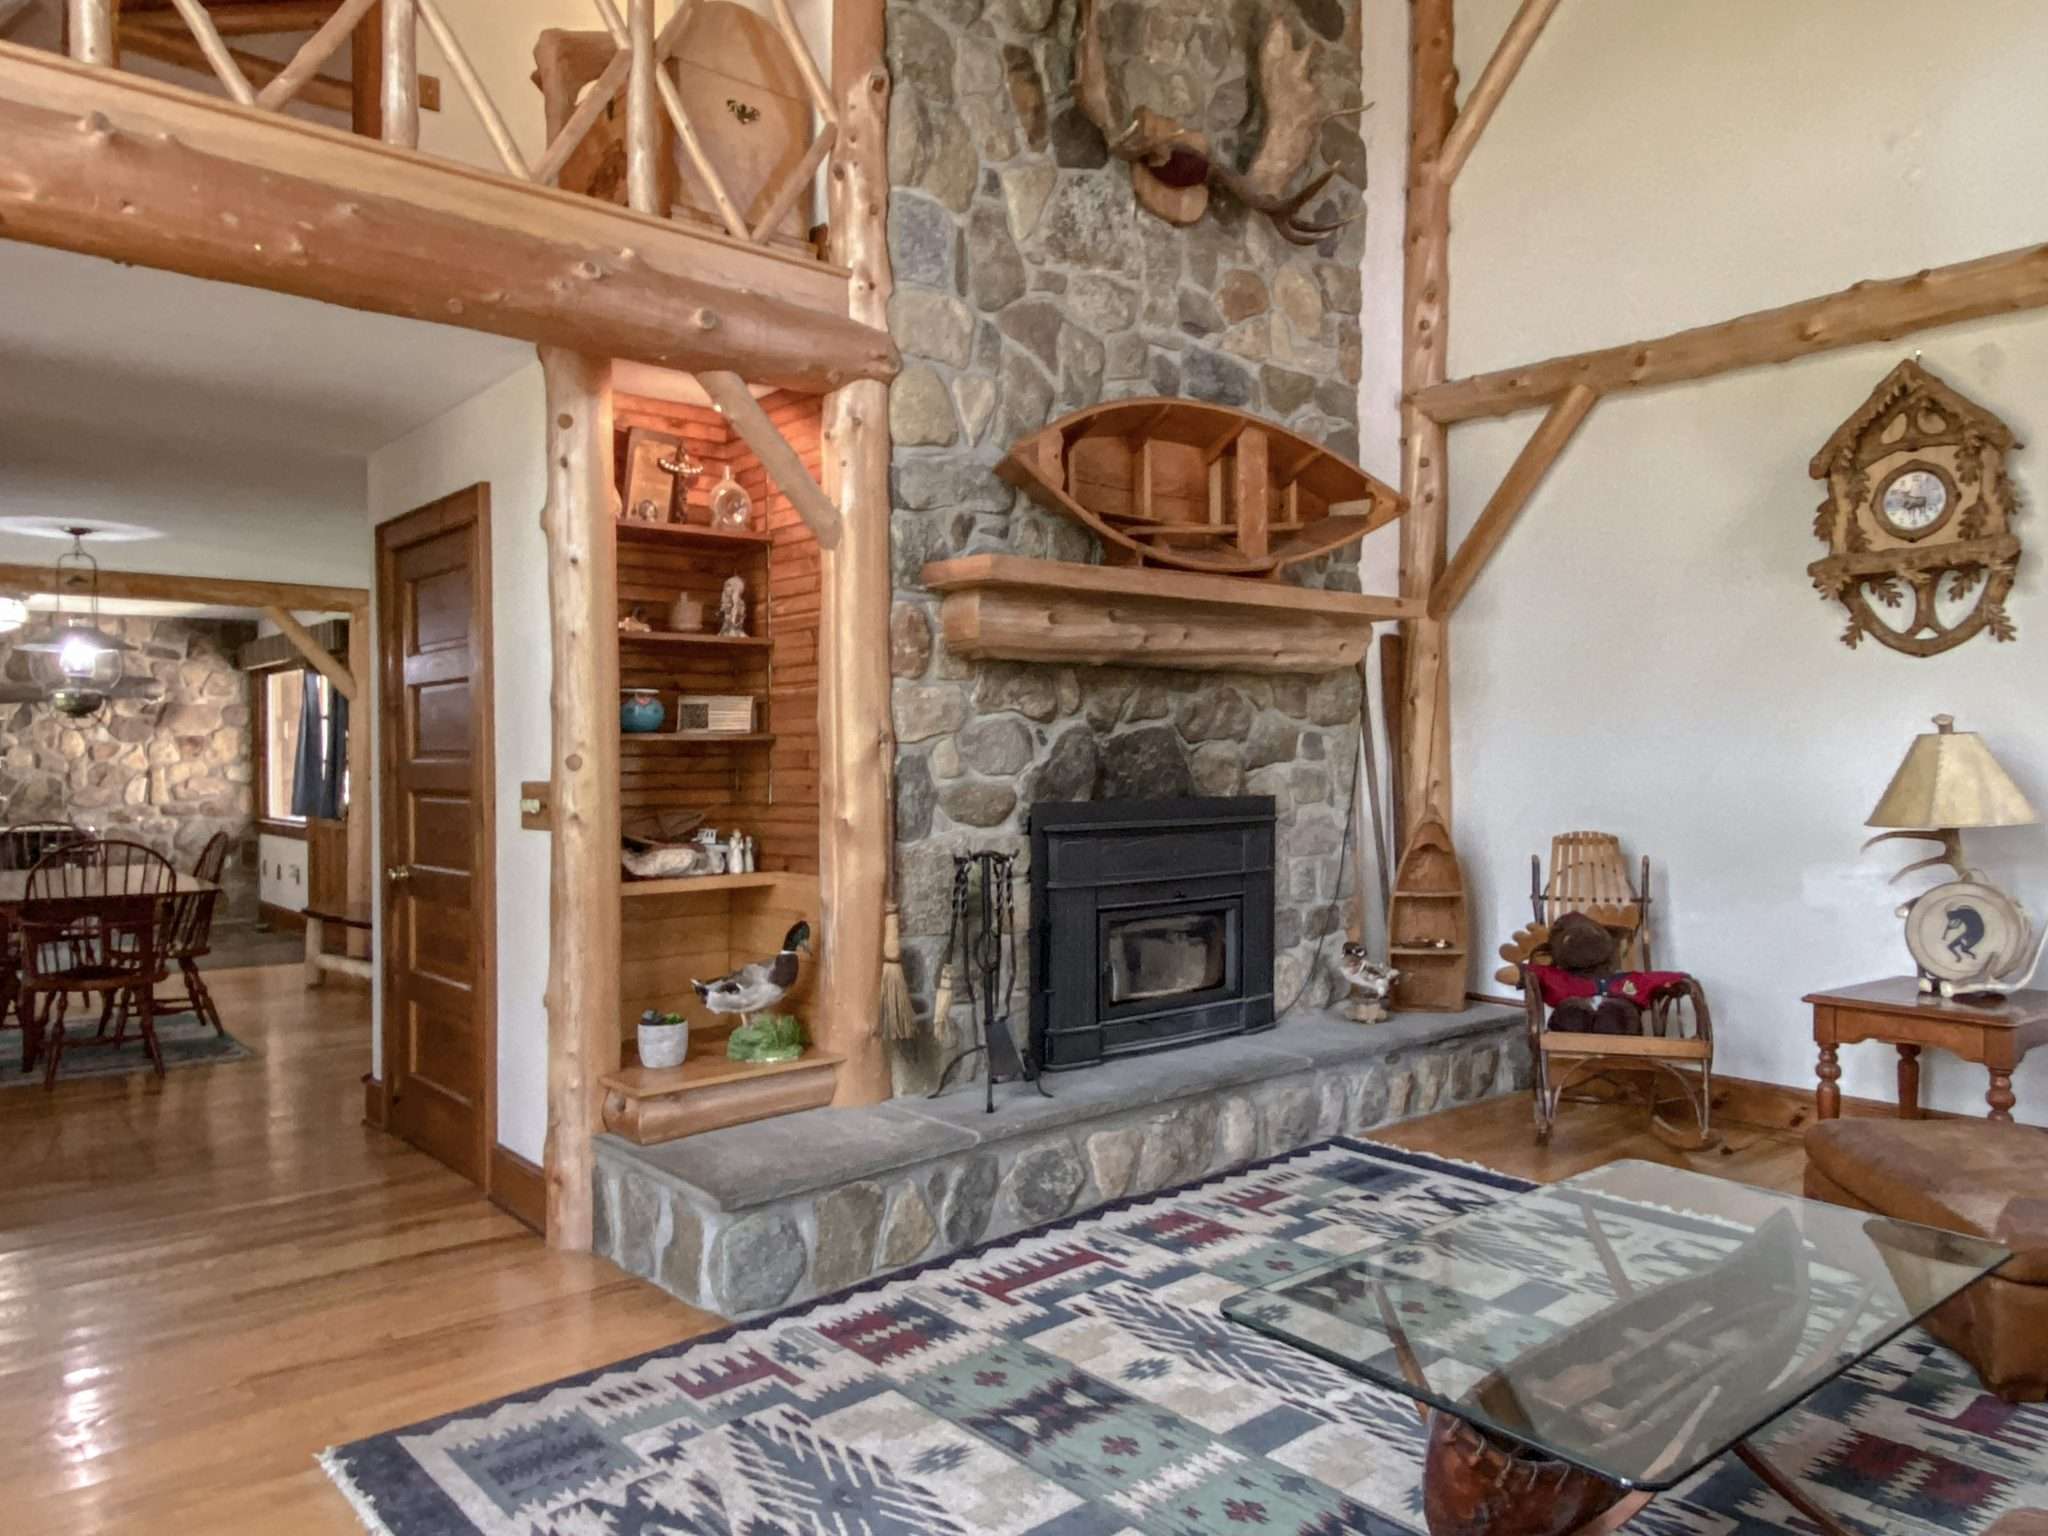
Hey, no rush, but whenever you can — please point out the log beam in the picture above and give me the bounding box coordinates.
[0,563,364,612]
[1435,0,1564,187]
[1397,0,1456,845]
[539,347,621,1251]
[698,370,843,549]
[125,3,346,34]
[1417,241,2048,424]
[816,63,893,1107]
[262,603,357,700]
[0,42,894,392]
[1428,384,1598,620]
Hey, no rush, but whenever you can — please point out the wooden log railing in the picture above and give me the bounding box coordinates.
[74,0,840,246]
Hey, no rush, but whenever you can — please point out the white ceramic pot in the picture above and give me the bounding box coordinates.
[637,1018,689,1070]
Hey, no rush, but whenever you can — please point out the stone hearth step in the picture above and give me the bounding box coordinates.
[594,1004,1529,1317]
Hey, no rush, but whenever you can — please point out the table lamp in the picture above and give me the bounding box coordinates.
[1864,715,2043,997]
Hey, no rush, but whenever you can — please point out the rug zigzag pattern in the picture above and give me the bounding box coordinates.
[326,1140,2048,1536]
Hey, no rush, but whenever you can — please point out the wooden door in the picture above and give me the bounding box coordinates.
[377,487,496,1186]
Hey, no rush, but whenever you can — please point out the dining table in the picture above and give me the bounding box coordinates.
[0,870,220,913]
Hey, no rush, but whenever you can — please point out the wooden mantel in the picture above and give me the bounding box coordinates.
[922,555,1420,675]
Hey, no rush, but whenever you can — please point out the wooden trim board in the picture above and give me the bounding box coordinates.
[361,1071,388,1128]
[489,1145,548,1235]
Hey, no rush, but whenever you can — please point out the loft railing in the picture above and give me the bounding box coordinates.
[61,0,837,249]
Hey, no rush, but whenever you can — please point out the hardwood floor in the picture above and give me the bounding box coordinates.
[1,971,1809,1534]
[0,964,717,1535]
[1375,1091,1810,1194]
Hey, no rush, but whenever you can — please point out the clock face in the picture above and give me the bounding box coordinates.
[1876,463,1953,539]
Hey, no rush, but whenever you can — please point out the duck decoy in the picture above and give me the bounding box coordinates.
[692,921,810,1027]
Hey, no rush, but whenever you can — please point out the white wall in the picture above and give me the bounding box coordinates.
[1359,0,2048,1122]
[367,364,554,1162]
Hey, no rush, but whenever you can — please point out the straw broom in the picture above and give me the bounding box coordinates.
[878,761,918,1040]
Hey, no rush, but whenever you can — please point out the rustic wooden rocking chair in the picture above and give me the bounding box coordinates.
[1524,835,1716,1150]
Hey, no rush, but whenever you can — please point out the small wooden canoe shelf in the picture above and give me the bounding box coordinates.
[601,1049,844,1145]
[999,396,1406,577]
[922,554,1421,675]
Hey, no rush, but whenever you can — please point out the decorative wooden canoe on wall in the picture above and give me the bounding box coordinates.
[997,397,1406,578]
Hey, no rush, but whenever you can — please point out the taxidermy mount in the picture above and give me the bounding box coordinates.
[1072,0,1364,245]
[1807,358,2022,656]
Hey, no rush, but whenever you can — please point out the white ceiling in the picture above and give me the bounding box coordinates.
[0,240,534,458]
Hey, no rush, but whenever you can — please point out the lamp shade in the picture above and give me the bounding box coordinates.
[1866,715,2039,830]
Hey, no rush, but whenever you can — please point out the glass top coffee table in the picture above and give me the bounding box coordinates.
[1222,1159,2009,1536]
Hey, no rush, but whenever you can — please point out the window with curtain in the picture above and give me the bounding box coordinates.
[261,669,348,824]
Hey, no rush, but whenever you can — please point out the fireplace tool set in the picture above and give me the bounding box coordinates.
[929,849,1050,1112]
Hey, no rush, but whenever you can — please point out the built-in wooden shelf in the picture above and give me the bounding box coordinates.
[619,630,773,650]
[615,519,774,549]
[1391,945,1468,958]
[622,870,785,898]
[921,554,1420,675]
[1392,889,1463,900]
[621,730,776,744]
[601,1048,843,1144]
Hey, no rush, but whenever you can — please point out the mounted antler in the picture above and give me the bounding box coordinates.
[1074,0,1358,246]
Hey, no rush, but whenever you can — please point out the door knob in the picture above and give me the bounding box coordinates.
[387,864,413,884]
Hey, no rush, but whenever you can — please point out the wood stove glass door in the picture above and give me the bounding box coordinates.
[1098,898,1241,1020]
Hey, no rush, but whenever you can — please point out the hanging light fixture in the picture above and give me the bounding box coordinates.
[15,528,128,721]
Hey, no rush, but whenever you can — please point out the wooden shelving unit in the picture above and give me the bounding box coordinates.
[607,388,829,1144]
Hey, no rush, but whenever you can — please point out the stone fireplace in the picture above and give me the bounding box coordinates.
[883,0,1370,1091]
[1031,796,1275,1068]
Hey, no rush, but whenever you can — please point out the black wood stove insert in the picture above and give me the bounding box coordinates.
[1029,796,1275,1071]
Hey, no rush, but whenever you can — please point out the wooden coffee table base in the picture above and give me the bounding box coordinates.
[1419,1415,1850,1536]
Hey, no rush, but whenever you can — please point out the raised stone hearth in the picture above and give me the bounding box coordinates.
[593,1004,1528,1317]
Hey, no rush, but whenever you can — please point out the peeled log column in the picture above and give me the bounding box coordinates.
[67,0,112,63]
[540,347,622,1250]
[1399,0,1456,844]
[816,68,894,1106]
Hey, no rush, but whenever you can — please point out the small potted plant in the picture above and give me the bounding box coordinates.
[637,1008,689,1070]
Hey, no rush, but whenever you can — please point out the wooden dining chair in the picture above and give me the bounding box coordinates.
[192,831,230,886]
[20,841,178,1086]
[19,890,174,1088]
[0,821,89,873]
[155,887,224,1035]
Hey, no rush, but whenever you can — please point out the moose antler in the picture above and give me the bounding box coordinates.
[1074,0,1359,246]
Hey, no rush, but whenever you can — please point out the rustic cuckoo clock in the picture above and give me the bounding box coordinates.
[1807,359,2023,656]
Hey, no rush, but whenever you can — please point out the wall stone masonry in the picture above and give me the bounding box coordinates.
[0,616,258,917]
[595,1008,1531,1318]
[883,0,1373,1087]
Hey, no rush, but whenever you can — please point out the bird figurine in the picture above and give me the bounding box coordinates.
[692,921,811,1028]
[1339,943,1400,1024]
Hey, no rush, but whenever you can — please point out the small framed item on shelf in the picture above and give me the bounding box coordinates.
[675,694,755,733]
[623,428,686,523]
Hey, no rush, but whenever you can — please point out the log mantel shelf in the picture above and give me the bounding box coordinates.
[921,555,1419,675]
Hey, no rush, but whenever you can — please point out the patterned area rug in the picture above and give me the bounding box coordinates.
[323,1140,2048,1535]
[0,1011,253,1086]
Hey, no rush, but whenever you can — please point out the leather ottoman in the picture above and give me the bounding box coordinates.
[1805,1118,2048,1403]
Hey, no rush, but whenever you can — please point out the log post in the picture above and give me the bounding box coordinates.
[67,0,113,64]
[1398,0,1456,843]
[624,0,659,216]
[539,346,621,1250]
[261,604,357,701]
[815,61,894,1107]
[381,0,416,147]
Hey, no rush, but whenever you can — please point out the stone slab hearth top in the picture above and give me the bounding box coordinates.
[595,1003,1517,1213]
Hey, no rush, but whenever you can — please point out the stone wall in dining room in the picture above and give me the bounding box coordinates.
[882,0,1372,1089]
[0,617,259,918]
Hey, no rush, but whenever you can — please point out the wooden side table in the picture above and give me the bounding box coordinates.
[1806,977,2048,1122]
